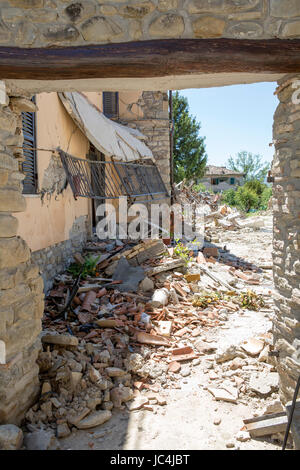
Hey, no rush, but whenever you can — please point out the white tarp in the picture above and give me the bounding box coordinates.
[58,91,154,162]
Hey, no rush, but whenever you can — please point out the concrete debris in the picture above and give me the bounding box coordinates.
[240,337,264,356]
[76,410,112,429]
[24,429,57,450]
[26,208,277,447]
[0,424,23,450]
[249,373,279,397]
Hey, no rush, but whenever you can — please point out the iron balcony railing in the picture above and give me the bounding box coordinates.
[59,150,169,204]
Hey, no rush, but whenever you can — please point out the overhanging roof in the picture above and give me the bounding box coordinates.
[58,91,153,162]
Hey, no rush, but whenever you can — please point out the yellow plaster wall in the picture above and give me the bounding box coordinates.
[15,92,101,252]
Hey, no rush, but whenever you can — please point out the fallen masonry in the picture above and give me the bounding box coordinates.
[2,199,296,449]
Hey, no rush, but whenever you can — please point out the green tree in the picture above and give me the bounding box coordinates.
[172,91,207,183]
[227,151,270,182]
[222,188,237,206]
[235,186,259,212]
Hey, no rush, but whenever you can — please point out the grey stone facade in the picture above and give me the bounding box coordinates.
[0,95,44,424]
[272,74,300,404]
[0,0,300,47]
[121,91,171,191]
[31,230,87,294]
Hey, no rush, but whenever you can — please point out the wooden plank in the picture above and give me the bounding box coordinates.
[243,412,288,437]
[1,39,300,80]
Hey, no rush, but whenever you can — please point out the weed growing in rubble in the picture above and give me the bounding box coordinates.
[68,254,101,279]
[192,290,222,308]
[173,240,191,265]
[238,289,265,311]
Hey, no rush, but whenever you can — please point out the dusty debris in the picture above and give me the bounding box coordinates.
[0,424,23,450]
[27,207,277,446]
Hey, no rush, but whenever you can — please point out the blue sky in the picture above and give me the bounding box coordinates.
[180,82,278,168]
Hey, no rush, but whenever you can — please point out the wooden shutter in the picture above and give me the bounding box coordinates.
[102,92,119,119]
[21,104,37,194]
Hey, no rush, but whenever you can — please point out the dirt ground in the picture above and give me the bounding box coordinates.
[50,219,286,451]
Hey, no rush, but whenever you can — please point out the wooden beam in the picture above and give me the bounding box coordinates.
[1,39,300,80]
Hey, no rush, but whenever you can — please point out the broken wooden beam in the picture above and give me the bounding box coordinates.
[242,411,288,437]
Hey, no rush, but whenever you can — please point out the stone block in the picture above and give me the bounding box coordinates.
[270,0,300,18]
[192,16,225,38]
[121,2,155,18]
[282,22,300,38]
[188,0,260,15]
[81,16,123,42]
[0,214,18,238]
[0,237,30,269]
[149,13,185,37]
[0,189,26,213]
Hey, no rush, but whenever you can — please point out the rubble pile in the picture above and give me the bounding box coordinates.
[22,218,279,445]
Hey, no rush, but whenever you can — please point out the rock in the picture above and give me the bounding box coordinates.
[156,396,167,406]
[236,431,251,442]
[105,367,126,377]
[194,340,217,354]
[215,345,239,363]
[258,345,269,363]
[263,400,284,415]
[70,371,82,389]
[249,372,279,397]
[76,410,112,429]
[41,381,52,395]
[213,417,221,425]
[89,366,102,383]
[168,361,181,373]
[139,277,154,292]
[139,360,168,379]
[56,423,71,438]
[42,334,78,347]
[192,358,201,366]
[81,16,123,42]
[181,366,191,377]
[226,441,235,448]
[102,401,114,411]
[208,386,238,403]
[24,430,56,450]
[149,13,185,38]
[230,357,244,370]
[126,397,149,411]
[110,386,134,408]
[0,424,23,450]
[240,337,264,356]
[124,353,144,373]
[192,16,225,38]
[99,350,110,363]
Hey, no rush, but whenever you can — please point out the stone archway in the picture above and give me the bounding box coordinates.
[0,0,300,424]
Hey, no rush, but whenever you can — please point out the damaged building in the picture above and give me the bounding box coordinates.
[15,90,170,293]
[0,0,299,450]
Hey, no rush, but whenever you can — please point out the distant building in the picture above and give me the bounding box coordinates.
[198,165,245,193]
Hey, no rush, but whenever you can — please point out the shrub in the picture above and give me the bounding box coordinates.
[235,186,259,212]
[244,180,266,196]
[222,188,236,206]
[193,182,207,193]
[259,187,272,210]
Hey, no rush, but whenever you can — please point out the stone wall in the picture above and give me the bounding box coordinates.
[120,91,171,190]
[32,225,87,294]
[272,74,300,403]
[0,94,44,424]
[0,0,299,48]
